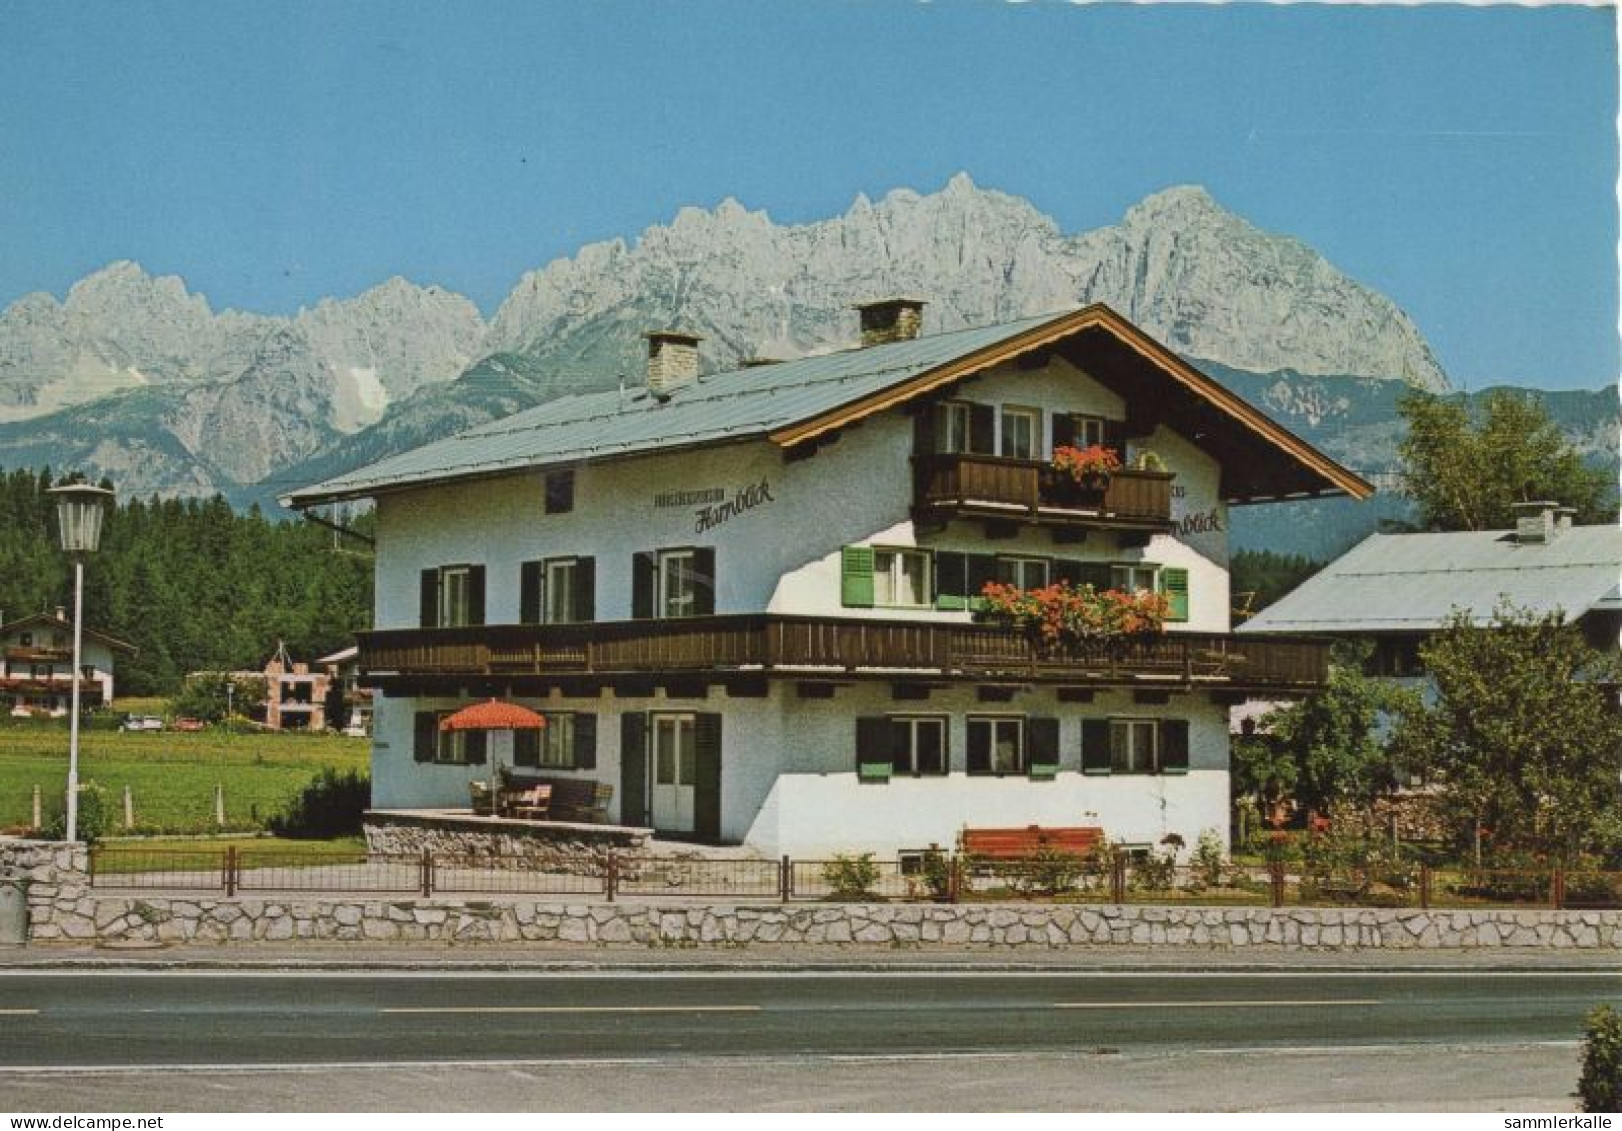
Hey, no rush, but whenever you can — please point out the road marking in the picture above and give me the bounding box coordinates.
[1054,999,1383,1010]
[0,969,1614,980]
[379,1005,762,1015]
[0,1009,39,1015]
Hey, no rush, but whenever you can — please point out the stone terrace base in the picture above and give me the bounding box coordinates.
[363,810,653,875]
[27,898,1622,948]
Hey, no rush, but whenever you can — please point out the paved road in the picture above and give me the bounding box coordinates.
[0,968,1614,1109]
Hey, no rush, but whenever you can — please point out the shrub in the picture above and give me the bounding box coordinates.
[822,853,881,900]
[995,846,1085,898]
[916,846,953,901]
[1580,1004,1622,1112]
[1192,828,1226,888]
[267,768,370,839]
[44,781,112,845]
[1131,849,1178,892]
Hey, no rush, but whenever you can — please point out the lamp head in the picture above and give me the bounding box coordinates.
[47,483,116,555]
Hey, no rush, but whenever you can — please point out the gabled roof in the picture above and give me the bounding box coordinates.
[1239,524,1622,635]
[0,612,138,655]
[282,303,1371,509]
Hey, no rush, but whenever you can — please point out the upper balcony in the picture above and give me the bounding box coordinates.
[358,615,1327,696]
[913,453,1174,532]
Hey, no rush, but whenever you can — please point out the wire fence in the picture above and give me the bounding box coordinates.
[83,847,1622,911]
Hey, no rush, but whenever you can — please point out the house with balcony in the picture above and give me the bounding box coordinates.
[0,608,136,716]
[283,300,1370,857]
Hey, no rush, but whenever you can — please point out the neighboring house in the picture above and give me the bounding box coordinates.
[1238,505,1622,688]
[283,300,1369,856]
[318,644,372,732]
[0,608,137,715]
[262,645,333,731]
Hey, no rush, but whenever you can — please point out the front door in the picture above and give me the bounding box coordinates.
[651,713,697,833]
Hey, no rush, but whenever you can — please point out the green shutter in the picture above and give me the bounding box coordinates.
[1081,719,1111,775]
[1161,567,1190,622]
[1028,717,1060,779]
[1160,719,1190,775]
[841,546,875,608]
[855,716,891,782]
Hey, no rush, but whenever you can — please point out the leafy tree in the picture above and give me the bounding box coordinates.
[170,672,267,723]
[1392,604,1622,864]
[1253,642,1417,821]
[1231,731,1298,827]
[1398,389,1612,531]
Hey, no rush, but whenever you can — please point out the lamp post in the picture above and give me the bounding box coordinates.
[48,482,114,843]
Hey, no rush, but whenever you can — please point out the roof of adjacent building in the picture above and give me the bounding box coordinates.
[282,303,1373,509]
[0,611,138,655]
[1238,523,1622,635]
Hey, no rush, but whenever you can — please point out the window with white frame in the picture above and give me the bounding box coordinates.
[657,549,697,618]
[1111,563,1159,594]
[996,556,1050,590]
[873,548,930,608]
[967,715,1024,774]
[1000,406,1040,460]
[936,402,973,454]
[1071,414,1107,448]
[888,716,947,776]
[439,566,475,627]
[1109,718,1158,774]
[546,558,580,624]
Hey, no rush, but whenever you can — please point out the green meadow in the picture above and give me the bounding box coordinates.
[0,720,368,834]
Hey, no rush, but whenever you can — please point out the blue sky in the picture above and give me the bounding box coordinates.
[1,2,1615,390]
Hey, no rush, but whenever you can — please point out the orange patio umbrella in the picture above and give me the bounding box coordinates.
[440,699,546,814]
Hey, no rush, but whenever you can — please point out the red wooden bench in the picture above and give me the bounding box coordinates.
[960,825,1105,859]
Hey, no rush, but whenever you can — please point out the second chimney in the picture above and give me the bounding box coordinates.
[855,298,926,347]
[644,331,703,399]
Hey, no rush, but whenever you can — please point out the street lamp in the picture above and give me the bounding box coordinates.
[48,482,114,843]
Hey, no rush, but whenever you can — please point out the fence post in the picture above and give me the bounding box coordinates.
[214,783,226,828]
[1269,859,1285,908]
[605,853,618,903]
[31,784,41,831]
[1419,863,1431,910]
[123,785,133,830]
[420,848,433,898]
[780,855,790,903]
[948,855,962,905]
[1552,868,1565,911]
[1110,852,1126,904]
[224,846,238,898]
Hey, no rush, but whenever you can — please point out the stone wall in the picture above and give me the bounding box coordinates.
[0,839,90,944]
[362,813,651,875]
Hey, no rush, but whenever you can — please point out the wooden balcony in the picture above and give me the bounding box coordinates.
[359,615,1327,694]
[913,454,1174,531]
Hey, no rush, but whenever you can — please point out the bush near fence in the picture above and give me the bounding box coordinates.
[84,845,1622,911]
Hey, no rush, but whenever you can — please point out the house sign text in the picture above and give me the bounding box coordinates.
[692,479,776,535]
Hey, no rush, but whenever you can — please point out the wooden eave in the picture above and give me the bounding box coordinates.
[768,303,1374,504]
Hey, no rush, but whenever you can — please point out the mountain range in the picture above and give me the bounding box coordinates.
[0,175,1611,558]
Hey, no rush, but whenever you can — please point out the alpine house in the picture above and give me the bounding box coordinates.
[284,301,1371,857]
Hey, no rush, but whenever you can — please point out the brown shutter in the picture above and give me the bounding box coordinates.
[1081,719,1111,775]
[691,547,716,615]
[519,561,544,624]
[1160,719,1189,775]
[694,713,723,839]
[575,557,596,622]
[632,552,656,619]
[1029,717,1060,768]
[968,403,995,455]
[419,570,439,628]
[467,565,486,626]
[1052,413,1077,451]
[413,711,438,762]
[620,713,648,824]
[574,712,597,770]
[512,728,540,768]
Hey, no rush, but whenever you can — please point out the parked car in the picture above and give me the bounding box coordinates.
[120,715,165,732]
[341,722,369,738]
[8,705,34,719]
[172,717,205,732]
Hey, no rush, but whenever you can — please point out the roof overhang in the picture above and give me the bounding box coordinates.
[769,303,1373,504]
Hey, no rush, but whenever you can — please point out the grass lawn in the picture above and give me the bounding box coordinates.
[0,720,368,834]
[90,834,367,874]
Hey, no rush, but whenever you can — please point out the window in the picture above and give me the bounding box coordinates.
[1071,415,1106,448]
[936,402,973,454]
[874,548,930,607]
[996,556,1049,590]
[633,548,714,619]
[546,558,580,623]
[1111,563,1159,594]
[889,716,947,776]
[513,712,597,770]
[1110,719,1158,774]
[544,470,575,515]
[967,716,1024,774]
[18,634,30,647]
[413,710,487,765]
[1368,637,1424,677]
[1000,406,1040,460]
[1053,413,1110,452]
[420,565,485,628]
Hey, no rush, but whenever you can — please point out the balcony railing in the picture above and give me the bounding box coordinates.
[359,615,1327,692]
[913,454,1174,529]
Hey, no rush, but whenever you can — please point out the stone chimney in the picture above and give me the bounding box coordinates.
[855,298,926,347]
[643,331,702,399]
[1512,501,1573,544]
